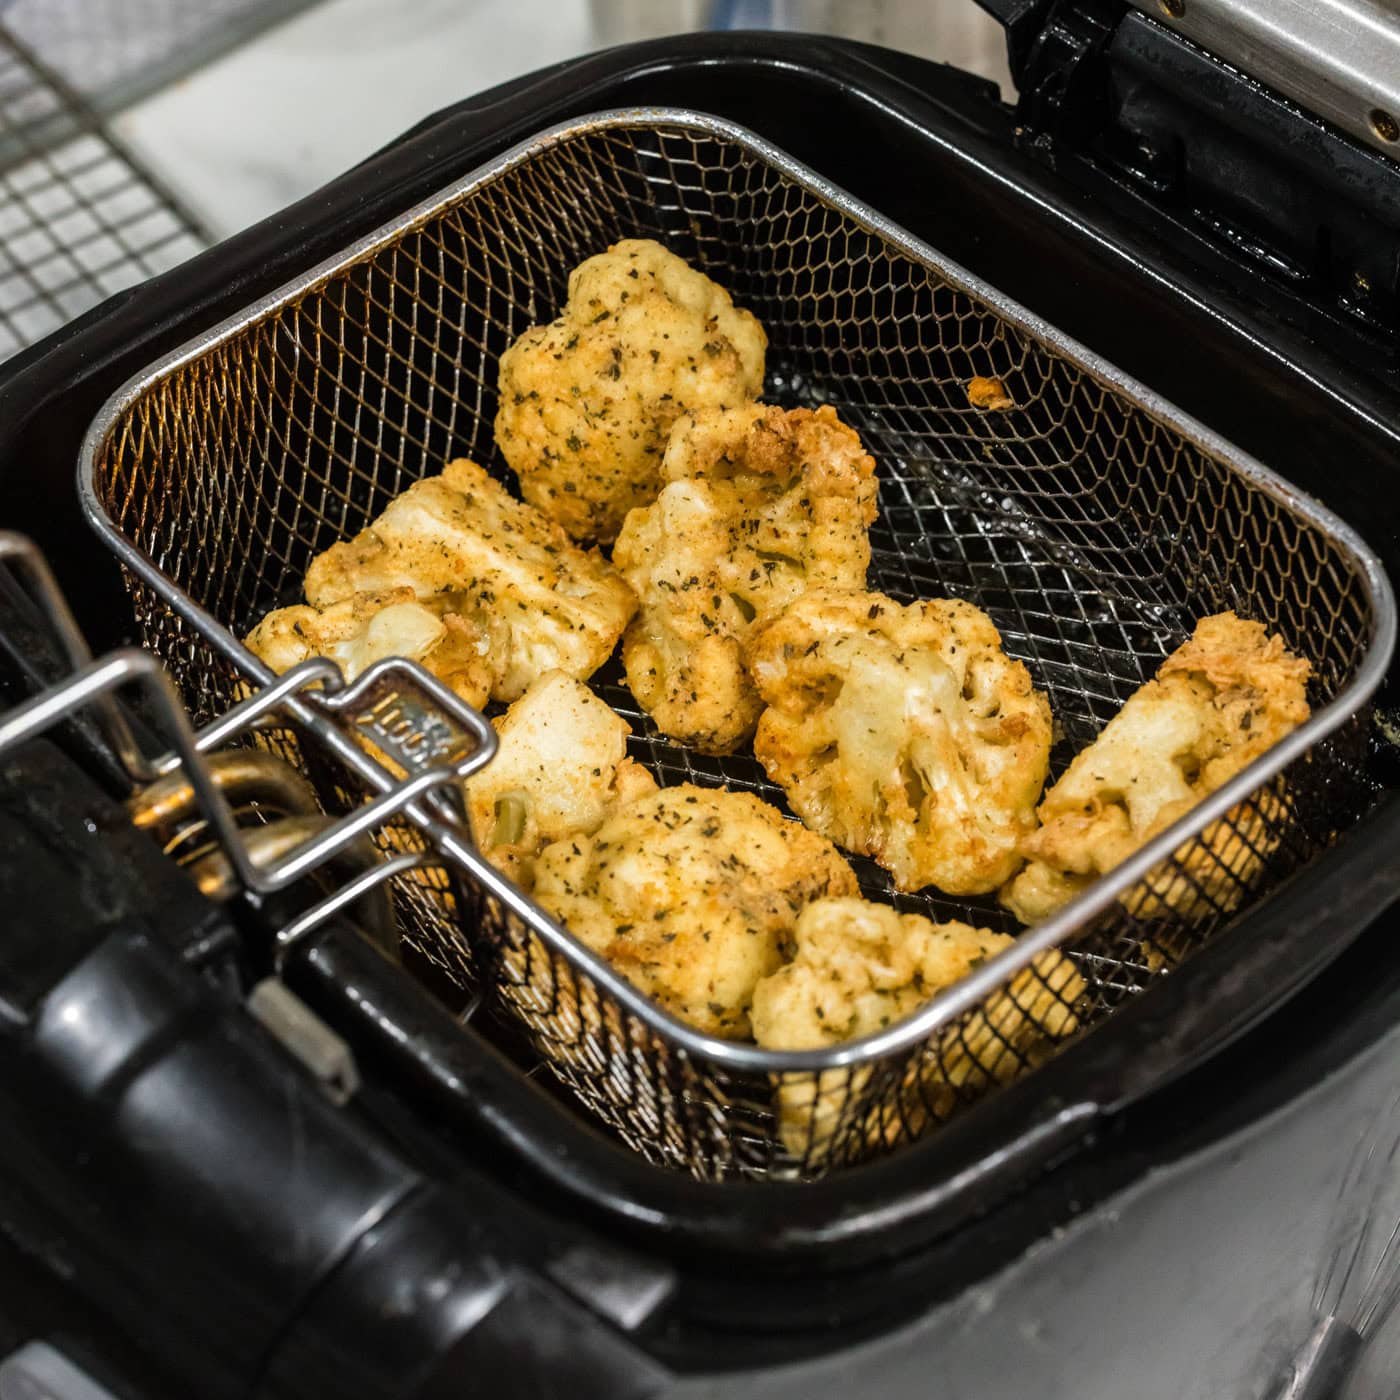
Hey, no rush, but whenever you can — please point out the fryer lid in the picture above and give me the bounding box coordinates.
[78,109,1395,1179]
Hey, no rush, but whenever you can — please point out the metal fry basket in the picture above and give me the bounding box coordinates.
[79,109,1395,1181]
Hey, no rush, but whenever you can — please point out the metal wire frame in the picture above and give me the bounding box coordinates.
[78,110,1396,1180]
[0,526,496,1002]
[1,0,324,117]
[0,25,208,362]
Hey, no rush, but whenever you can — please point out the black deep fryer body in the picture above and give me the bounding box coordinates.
[1,27,1399,1400]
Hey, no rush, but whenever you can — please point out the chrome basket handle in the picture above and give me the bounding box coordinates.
[0,532,496,905]
[0,530,160,784]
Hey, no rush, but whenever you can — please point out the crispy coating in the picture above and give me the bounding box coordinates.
[531,783,858,1038]
[965,376,1014,410]
[297,458,635,701]
[752,898,1013,1052]
[1001,611,1312,924]
[613,404,879,753]
[752,897,1084,1157]
[245,587,505,708]
[746,589,1052,895]
[465,671,657,887]
[495,239,767,542]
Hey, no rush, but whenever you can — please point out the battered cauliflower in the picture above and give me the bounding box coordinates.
[753,899,1015,1052]
[496,238,767,542]
[245,587,504,707]
[296,457,635,701]
[752,897,1084,1157]
[746,589,1052,896]
[613,404,879,753]
[1001,611,1312,925]
[531,783,858,1038]
[465,671,656,886]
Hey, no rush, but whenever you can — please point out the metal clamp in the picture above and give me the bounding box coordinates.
[187,814,402,965]
[0,533,508,1102]
[0,645,265,889]
[274,848,450,969]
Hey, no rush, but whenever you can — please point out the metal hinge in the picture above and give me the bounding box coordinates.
[974,0,1126,141]
[1015,0,1125,143]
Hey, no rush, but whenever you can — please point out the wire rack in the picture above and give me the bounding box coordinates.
[0,25,208,362]
[0,526,493,942]
[1,0,322,113]
[79,111,1394,1181]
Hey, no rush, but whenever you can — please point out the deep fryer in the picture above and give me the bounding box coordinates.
[2,4,1400,1397]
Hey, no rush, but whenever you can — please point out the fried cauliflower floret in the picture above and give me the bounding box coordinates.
[753,900,1014,1051]
[465,671,656,886]
[746,589,1052,896]
[496,238,767,542]
[297,458,635,701]
[752,897,1084,1157]
[531,783,858,1038]
[613,404,879,753]
[1001,611,1312,925]
[245,587,505,708]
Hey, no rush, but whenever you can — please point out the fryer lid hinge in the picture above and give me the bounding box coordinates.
[1002,0,1124,147]
[979,0,1400,357]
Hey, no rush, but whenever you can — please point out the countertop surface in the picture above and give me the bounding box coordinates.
[0,0,1009,357]
[102,0,1010,239]
[110,0,597,238]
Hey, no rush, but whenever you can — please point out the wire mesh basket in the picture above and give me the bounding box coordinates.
[78,109,1395,1181]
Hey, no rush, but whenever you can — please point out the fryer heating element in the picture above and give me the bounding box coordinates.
[79,110,1396,1180]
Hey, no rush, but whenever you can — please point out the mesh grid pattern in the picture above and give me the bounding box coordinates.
[0,27,207,362]
[2,0,319,109]
[87,117,1382,1179]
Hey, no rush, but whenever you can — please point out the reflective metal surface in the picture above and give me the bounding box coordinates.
[1132,0,1400,159]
